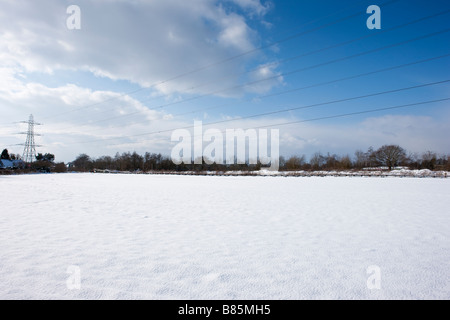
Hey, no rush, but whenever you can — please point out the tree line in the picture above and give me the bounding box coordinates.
[0,149,66,173]
[2,145,448,174]
[70,145,450,173]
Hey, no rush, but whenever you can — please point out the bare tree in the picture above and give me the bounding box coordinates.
[374,145,407,170]
[310,152,326,170]
[339,155,353,170]
[421,151,437,170]
[354,150,367,169]
[131,151,143,171]
[324,153,338,170]
[73,154,92,171]
[285,155,305,170]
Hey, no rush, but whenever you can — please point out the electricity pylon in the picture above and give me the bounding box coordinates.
[19,114,42,163]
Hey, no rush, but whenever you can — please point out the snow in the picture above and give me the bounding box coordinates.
[255,168,448,177]
[128,168,449,178]
[0,173,449,300]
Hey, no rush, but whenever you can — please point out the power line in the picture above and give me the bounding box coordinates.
[232,54,450,106]
[61,27,450,132]
[173,8,450,96]
[201,80,450,125]
[68,80,449,145]
[91,97,450,149]
[109,82,450,140]
[41,0,401,121]
[211,28,450,98]
[258,98,450,130]
[75,53,450,135]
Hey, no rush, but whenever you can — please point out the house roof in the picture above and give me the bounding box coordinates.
[0,159,14,168]
[0,159,24,168]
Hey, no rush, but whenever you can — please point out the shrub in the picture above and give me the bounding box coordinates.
[53,163,68,173]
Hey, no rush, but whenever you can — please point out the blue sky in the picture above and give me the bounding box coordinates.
[0,0,449,162]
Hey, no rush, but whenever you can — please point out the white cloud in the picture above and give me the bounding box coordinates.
[229,0,272,17]
[275,114,450,158]
[0,0,277,97]
[0,75,175,161]
[245,62,284,94]
[217,13,257,52]
[0,0,285,161]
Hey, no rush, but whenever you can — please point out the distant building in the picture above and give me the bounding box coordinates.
[0,159,25,169]
[0,159,13,169]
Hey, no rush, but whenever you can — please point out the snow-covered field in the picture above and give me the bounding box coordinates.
[0,173,449,300]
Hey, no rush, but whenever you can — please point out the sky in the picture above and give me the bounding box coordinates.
[0,0,449,163]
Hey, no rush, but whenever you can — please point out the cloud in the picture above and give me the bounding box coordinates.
[357,114,450,153]
[276,114,450,158]
[0,73,177,161]
[229,0,272,17]
[245,62,284,94]
[0,0,285,162]
[0,0,278,97]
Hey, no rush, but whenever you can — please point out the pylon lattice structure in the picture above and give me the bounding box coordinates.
[20,114,42,163]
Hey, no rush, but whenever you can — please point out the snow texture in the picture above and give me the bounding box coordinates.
[0,173,449,299]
